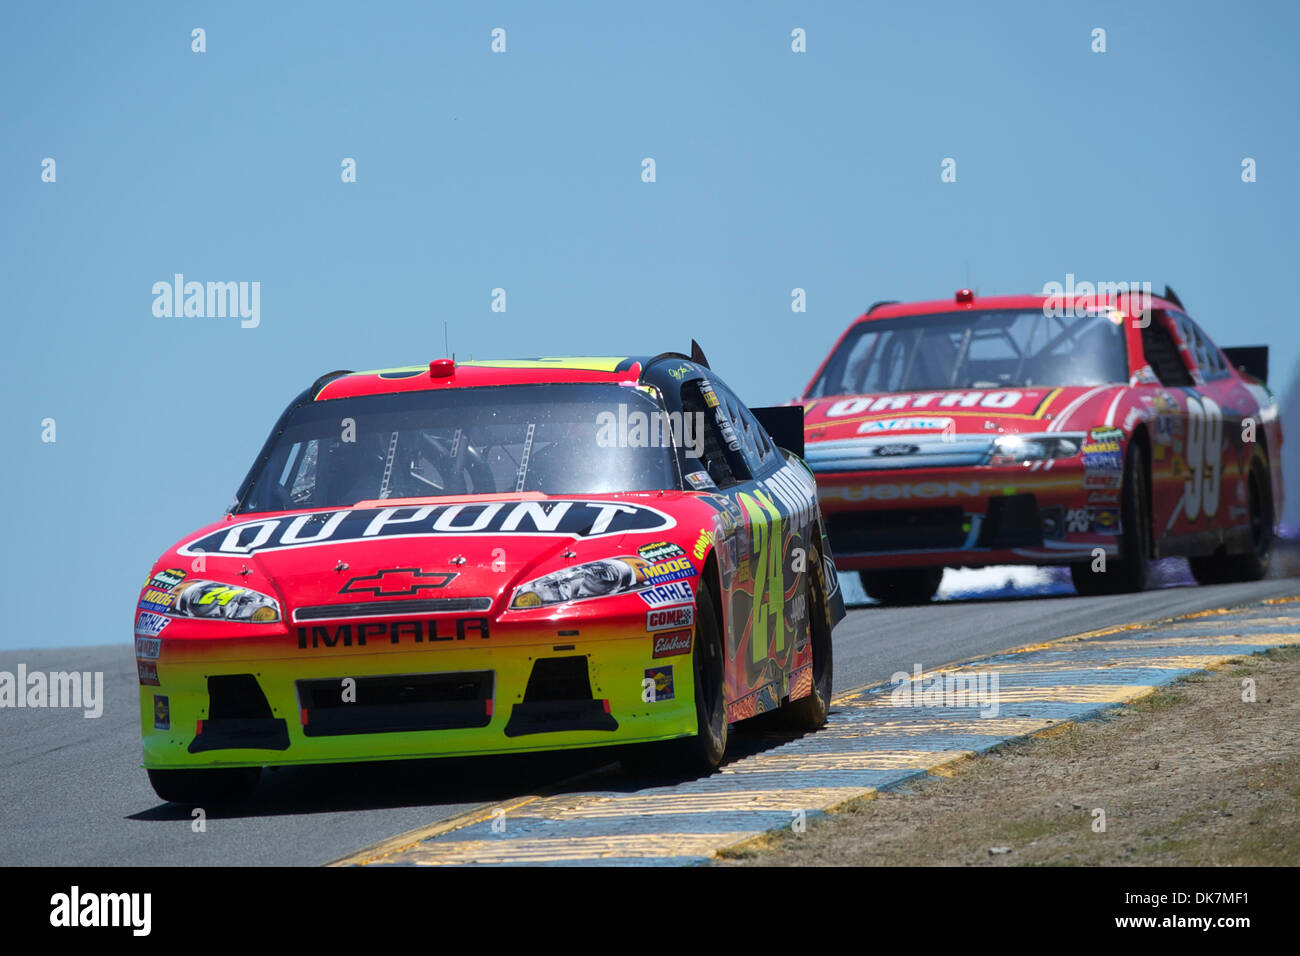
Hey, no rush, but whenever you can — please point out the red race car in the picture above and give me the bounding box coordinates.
[136,351,844,803]
[800,288,1283,604]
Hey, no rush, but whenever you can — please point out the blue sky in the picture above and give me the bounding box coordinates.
[2,1,1297,648]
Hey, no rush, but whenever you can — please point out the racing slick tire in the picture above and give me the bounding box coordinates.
[620,577,728,779]
[147,766,262,805]
[1189,458,1273,585]
[858,567,943,605]
[780,546,834,731]
[1070,442,1151,596]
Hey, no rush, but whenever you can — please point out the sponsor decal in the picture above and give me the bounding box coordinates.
[153,695,169,730]
[134,636,162,660]
[692,529,712,561]
[821,480,981,502]
[1082,451,1122,470]
[644,665,675,701]
[137,660,159,686]
[872,443,919,457]
[637,555,695,587]
[1090,508,1120,534]
[651,629,692,658]
[339,568,457,597]
[637,581,694,608]
[698,382,720,409]
[295,617,490,649]
[1087,490,1120,504]
[684,470,716,490]
[647,605,694,631]
[637,541,685,562]
[181,501,676,556]
[1065,508,1090,534]
[136,588,176,614]
[147,568,186,591]
[1086,426,1124,447]
[856,417,954,435]
[1083,472,1123,491]
[134,612,170,638]
[826,392,1030,417]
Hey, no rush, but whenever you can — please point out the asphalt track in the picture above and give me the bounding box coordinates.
[2,575,1297,866]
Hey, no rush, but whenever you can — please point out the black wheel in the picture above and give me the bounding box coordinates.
[1071,442,1151,595]
[1189,460,1272,584]
[859,567,942,605]
[147,766,261,805]
[781,547,833,730]
[620,579,727,779]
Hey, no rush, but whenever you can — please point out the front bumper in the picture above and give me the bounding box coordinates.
[139,609,696,770]
[814,462,1122,570]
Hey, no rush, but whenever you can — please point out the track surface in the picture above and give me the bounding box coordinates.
[2,577,1296,866]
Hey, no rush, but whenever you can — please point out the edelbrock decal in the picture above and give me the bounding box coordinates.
[181,501,676,556]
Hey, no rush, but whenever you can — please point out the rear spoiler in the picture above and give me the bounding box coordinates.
[752,405,804,459]
[1223,346,1268,383]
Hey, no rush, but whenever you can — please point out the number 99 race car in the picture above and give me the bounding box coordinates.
[136,348,845,803]
[800,287,1283,604]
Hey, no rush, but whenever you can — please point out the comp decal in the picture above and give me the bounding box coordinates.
[647,605,694,631]
[181,501,676,556]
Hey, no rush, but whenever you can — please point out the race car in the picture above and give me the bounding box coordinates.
[800,288,1283,604]
[136,349,844,803]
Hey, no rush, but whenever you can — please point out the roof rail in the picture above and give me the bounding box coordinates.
[866,300,899,314]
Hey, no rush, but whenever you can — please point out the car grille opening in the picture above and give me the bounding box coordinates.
[504,656,618,737]
[188,674,290,753]
[296,671,494,736]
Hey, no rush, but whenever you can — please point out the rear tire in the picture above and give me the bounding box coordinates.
[781,547,834,731]
[620,578,727,779]
[147,766,261,805]
[859,567,943,605]
[1070,441,1150,595]
[1189,460,1272,584]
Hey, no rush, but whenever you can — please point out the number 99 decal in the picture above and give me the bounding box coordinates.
[1183,395,1222,521]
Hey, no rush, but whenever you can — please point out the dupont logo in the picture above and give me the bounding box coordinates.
[647,606,694,631]
[651,629,693,658]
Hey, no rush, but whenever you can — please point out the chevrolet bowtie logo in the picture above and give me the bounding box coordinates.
[339,568,458,597]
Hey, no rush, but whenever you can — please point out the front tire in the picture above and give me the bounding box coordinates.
[620,578,727,779]
[859,567,943,605]
[147,766,261,805]
[1071,441,1151,595]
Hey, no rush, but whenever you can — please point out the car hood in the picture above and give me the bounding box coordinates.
[164,493,696,617]
[800,385,1124,470]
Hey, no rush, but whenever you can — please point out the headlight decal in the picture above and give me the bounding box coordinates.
[170,581,281,623]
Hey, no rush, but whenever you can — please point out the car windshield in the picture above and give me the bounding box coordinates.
[236,382,680,513]
[807,309,1129,397]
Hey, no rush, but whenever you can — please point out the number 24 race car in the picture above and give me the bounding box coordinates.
[135,349,845,803]
[800,287,1282,603]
